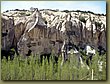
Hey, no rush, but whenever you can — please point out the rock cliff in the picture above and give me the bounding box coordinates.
[1,8,106,57]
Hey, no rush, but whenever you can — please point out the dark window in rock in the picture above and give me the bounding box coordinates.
[45,21,47,24]
[26,49,32,56]
[2,30,8,37]
[27,43,31,48]
[38,41,41,46]
[6,30,8,32]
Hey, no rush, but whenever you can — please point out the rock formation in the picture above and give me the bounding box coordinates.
[1,8,106,60]
[1,15,15,51]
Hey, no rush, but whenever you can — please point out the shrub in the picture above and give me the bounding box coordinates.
[1,52,106,80]
[95,21,102,28]
[19,12,26,16]
[79,16,86,23]
[62,10,70,13]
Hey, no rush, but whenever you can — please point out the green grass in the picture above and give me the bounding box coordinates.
[1,52,106,80]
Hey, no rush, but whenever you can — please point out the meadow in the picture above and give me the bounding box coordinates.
[1,52,106,80]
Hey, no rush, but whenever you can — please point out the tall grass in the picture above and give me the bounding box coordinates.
[1,52,106,80]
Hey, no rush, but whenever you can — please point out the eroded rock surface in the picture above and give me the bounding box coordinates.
[1,8,106,58]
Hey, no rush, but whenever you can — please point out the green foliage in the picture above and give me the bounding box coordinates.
[1,52,106,80]
[95,21,102,28]
[62,10,70,13]
[19,11,31,16]
[79,16,86,23]
[19,12,26,16]
[26,13,31,16]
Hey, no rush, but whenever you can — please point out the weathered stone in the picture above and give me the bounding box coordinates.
[1,9,106,61]
[1,15,14,50]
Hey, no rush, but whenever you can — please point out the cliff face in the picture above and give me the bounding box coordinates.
[1,9,106,56]
[1,15,15,51]
[40,9,106,46]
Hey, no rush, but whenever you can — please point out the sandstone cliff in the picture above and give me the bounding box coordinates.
[1,8,106,56]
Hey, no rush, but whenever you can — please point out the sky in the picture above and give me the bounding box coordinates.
[1,1,106,14]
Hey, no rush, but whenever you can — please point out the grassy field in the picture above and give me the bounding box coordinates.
[1,52,106,80]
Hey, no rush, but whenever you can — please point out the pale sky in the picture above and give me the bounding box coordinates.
[1,1,106,14]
